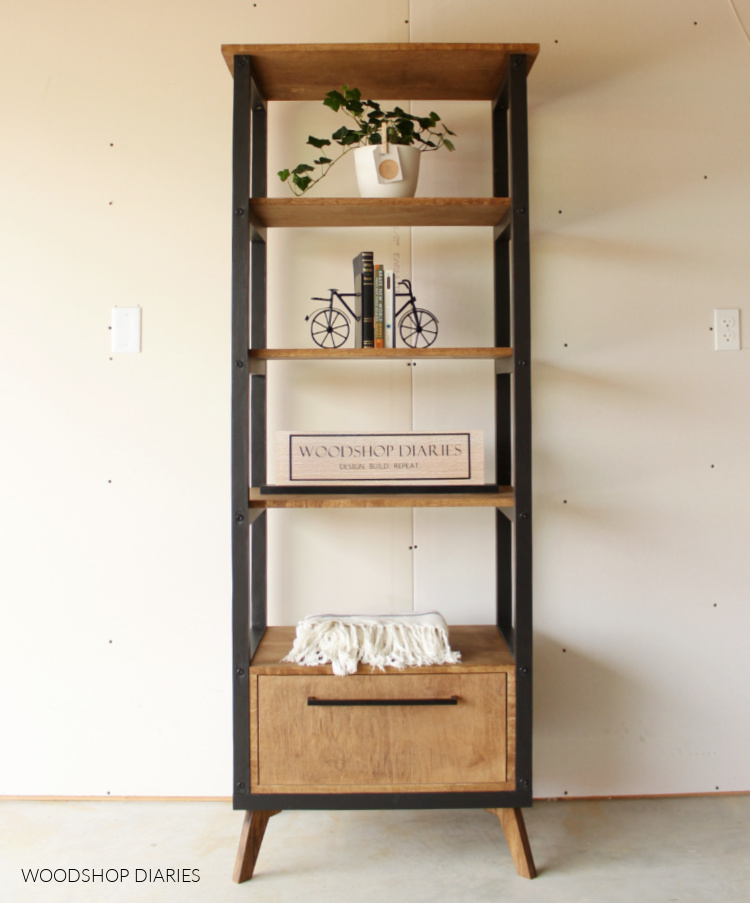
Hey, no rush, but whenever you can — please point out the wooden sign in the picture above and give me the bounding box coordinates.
[275,431,484,485]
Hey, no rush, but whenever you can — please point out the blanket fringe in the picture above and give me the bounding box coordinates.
[282,615,461,676]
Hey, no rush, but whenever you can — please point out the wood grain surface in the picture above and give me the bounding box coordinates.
[488,808,537,879]
[250,346,513,361]
[248,196,512,228]
[232,809,281,883]
[249,487,514,509]
[221,43,539,98]
[256,672,508,790]
[250,625,515,673]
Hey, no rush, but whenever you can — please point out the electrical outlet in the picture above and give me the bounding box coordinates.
[714,308,741,351]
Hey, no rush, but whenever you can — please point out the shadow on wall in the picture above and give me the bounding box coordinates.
[530,9,739,106]
[533,633,645,796]
[529,15,750,240]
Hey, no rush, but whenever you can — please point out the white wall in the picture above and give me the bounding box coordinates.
[1,0,749,798]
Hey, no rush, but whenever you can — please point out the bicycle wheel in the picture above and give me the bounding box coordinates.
[398,308,438,348]
[310,309,350,348]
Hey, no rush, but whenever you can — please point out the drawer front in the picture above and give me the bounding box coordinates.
[254,672,510,792]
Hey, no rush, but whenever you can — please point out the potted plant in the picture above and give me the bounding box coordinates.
[278,86,456,198]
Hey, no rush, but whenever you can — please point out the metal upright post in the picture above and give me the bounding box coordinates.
[248,70,268,661]
[232,55,268,810]
[493,77,514,652]
[231,55,252,809]
[508,54,533,804]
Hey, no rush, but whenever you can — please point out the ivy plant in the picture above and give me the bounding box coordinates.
[278,86,456,196]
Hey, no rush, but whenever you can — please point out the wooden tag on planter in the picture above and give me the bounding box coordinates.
[374,147,404,183]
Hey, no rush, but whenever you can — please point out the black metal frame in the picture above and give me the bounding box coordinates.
[493,55,533,803]
[231,51,532,812]
[231,57,269,806]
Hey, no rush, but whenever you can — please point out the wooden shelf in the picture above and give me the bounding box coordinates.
[250,625,515,674]
[249,487,514,510]
[249,197,512,229]
[250,347,513,362]
[221,43,539,99]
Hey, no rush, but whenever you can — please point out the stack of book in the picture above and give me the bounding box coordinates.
[353,251,398,349]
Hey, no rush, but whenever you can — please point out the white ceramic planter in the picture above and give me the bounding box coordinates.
[353,145,421,198]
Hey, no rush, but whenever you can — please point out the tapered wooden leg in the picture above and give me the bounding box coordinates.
[487,808,537,879]
[232,810,281,883]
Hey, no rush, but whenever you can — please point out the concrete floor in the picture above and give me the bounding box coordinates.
[1,796,748,902]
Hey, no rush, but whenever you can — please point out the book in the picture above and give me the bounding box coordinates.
[384,269,395,348]
[374,264,385,348]
[352,251,374,348]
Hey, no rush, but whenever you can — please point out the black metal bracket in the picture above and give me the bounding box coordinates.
[233,787,534,811]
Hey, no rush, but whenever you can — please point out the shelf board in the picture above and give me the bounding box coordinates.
[249,197,511,229]
[221,43,538,99]
[249,487,514,510]
[250,625,515,674]
[250,347,512,362]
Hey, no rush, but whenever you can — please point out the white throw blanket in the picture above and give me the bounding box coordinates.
[282,611,461,676]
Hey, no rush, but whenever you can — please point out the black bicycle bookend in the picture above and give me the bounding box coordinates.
[306,279,439,349]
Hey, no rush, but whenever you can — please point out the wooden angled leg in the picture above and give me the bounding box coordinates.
[487,808,537,879]
[233,810,281,883]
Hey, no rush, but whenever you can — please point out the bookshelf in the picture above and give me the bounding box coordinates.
[225,42,538,884]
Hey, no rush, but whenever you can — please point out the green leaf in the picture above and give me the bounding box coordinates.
[278,169,291,182]
[443,139,455,152]
[291,163,315,174]
[307,135,331,148]
[335,86,362,115]
[324,89,345,112]
[292,174,312,192]
[332,126,363,146]
[313,156,332,165]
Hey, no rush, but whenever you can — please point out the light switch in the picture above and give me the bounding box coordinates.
[111,307,142,353]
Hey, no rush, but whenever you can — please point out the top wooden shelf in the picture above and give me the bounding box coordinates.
[221,43,539,100]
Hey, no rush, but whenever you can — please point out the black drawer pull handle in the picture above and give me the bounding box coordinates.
[307,696,459,707]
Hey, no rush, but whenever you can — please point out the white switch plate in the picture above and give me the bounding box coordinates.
[714,309,740,351]
[111,307,142,353]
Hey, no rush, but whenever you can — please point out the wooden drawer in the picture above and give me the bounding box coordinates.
[252,671,514,793]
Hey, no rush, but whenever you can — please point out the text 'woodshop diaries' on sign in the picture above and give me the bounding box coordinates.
[275,431,484,485]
